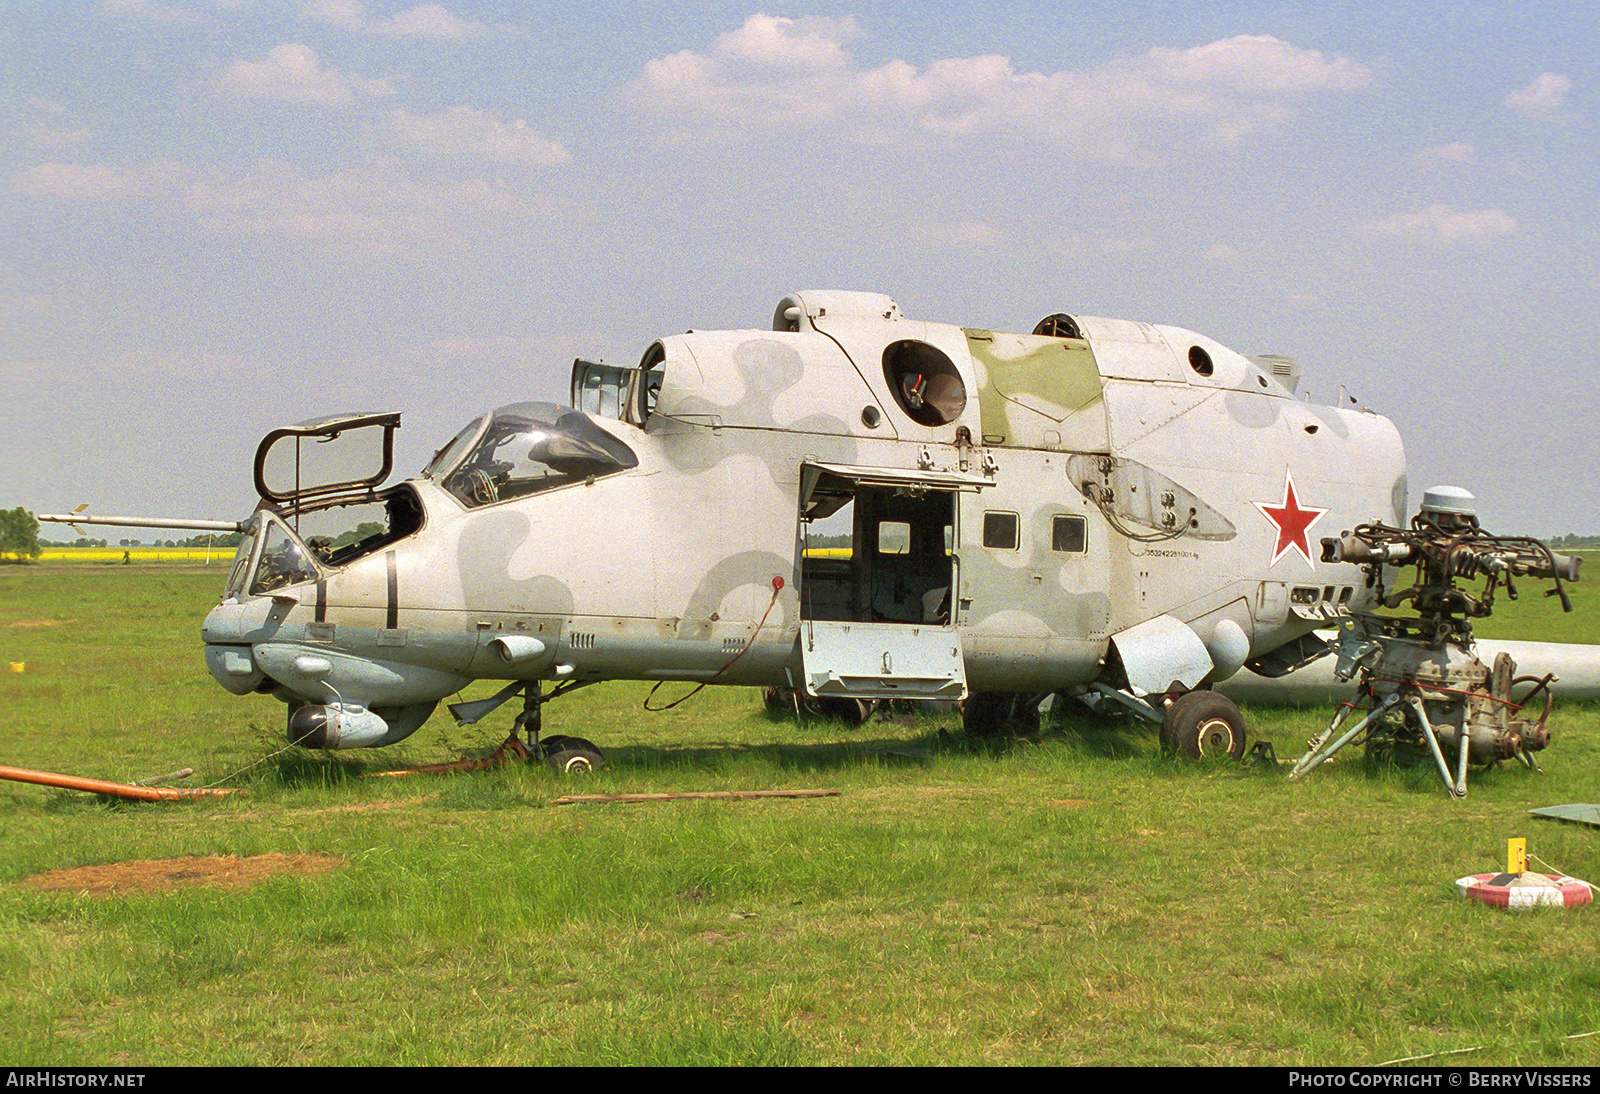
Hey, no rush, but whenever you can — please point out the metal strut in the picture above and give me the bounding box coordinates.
[513,681,544,752]
[1289,692,1404,782]
[443,677,600,769]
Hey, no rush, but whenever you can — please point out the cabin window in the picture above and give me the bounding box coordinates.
[298,488,425,568]
[1052,515,1087,553]
[882,340,967,427]
[877,521,911,555]
[982,511,1019,551]
[424,416,485,481]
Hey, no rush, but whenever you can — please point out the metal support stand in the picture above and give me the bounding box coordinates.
[1289,692,1403,781]
[1406,695,1465,798]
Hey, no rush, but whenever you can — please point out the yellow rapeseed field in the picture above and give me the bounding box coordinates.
[36,546,230,564]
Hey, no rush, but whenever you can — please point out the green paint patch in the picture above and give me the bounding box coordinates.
[966,330,1103,445]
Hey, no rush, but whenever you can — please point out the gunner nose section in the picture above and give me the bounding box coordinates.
[201,598,284,695]
[204,641,265,695]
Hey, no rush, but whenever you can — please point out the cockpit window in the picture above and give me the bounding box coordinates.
[423,415,485,481]
[224,488,426,601]
[428,402,639,508]
[251,518,319,595]
[295,487,425,568]
[254,412,400,504]
[224,519,262,600]
[637,341,666,421]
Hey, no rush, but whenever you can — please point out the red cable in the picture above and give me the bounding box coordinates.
[645,575,786,712]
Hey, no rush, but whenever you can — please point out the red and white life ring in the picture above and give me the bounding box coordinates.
[1455,872,1593,910]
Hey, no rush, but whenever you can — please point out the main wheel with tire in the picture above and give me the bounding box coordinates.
[963,692,1043,737]
[763,687,871,726]
[1160,691,1247,761]
[539,735,606,774]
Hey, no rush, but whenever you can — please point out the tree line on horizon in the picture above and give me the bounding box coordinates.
[4,505,1599,566]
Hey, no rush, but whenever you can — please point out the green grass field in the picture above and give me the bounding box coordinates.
[0,562,1597,1066]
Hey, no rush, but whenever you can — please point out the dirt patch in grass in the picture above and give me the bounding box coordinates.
[20,853,344,896]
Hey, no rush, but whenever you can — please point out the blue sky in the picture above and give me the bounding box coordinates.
[4,1,1595,535]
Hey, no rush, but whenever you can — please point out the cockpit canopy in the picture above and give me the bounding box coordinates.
[254,412,401,505]
[423,402,639,508]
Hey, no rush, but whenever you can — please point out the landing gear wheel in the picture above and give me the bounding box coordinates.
[762,688,871,726]
[761,687,792,714]
[1161,691,1247,761]
[963,692,1042,737]
[817,697,871,726]
[538,735,606,774]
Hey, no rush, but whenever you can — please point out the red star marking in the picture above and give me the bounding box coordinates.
[1254,470,1328,567]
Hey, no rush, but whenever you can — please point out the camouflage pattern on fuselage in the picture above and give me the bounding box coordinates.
[200,289,1406,747]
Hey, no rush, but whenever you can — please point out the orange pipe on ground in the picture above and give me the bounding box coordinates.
[0,765,238,801]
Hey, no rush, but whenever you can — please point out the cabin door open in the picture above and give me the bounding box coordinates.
[796,463,983,702]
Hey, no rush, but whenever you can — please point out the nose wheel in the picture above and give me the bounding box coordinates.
[509,683,607,774]
[536,735,607,774]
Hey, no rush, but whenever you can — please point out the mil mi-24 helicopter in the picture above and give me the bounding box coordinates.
[41,289,1586,792]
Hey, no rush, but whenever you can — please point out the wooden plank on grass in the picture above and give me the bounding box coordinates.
[553,788,840,806]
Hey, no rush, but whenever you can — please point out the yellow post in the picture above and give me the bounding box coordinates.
[1507,837,1527,875]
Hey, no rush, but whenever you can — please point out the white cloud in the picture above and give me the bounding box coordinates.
[27,127,96,151]
[218,43,395,105]
[13,153,549,253]
[1414,141,1476,167]
[21,99,93,152]
[430,334,540,360]
[915,218,1004,248]
[711,13,860,75]
[300,0,364,30]
[12,160,188,200]
[1362,203,1516,245]
[379,3,484,39]
[1505,72,1571,117]
[0,292,57,319]
[380,106,568,166]
[182,157,546,252]
[102,0,201,24]
[46,348,257,383]
[627,17,1372,160]
[1204,243,1245,267]
[302,1,486,39]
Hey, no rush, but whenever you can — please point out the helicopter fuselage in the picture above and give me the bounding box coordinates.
[198,290,1406,748]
